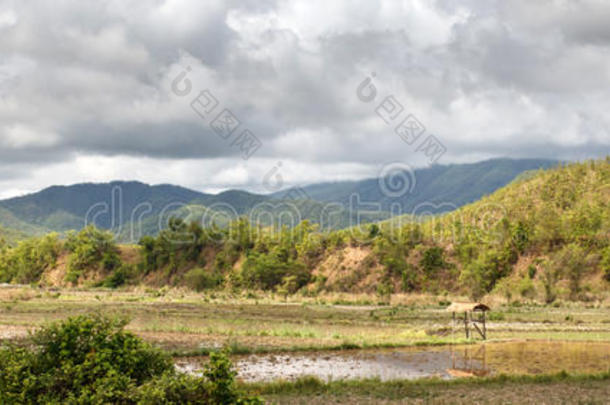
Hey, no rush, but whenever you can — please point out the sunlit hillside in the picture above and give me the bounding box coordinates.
[1,158,608,303]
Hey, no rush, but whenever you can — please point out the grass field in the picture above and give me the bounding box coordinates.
[2,286,609,354]
[246,373,610,404]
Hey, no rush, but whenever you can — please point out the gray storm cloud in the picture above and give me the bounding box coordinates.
[0,0,608,197]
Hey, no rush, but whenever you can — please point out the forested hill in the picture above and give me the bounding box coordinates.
[0,158,557,239]
[0,158,607,301]
[273,158,559,211]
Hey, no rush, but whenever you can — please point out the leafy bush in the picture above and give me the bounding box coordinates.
[135,373,212,404]
[0,234,61,284]
[103,264,137,288]
[136,352,262,404]
[517,276,536,299]
[204,351,263,405]
[527,264,537,279]
[65,226,121,283]
[0,314,171,404]
[601,246,610,282]
[185,267,223,291]
[0,315,263,404]
[552,243,589,299]
[401,266,417,292]
[420,246,445,275]
[541,259,560,304]
[242,251,309,290]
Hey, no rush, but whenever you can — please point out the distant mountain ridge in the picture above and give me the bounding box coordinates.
[273,158,559,212]
[0,181,209,232]
[0,158,559,240]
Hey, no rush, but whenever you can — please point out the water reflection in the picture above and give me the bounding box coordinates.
[175,341,610,382]
[447,345,490,377]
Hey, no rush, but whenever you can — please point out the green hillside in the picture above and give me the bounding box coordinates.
[0,159,558,241]
[1,158,607,303]
[0,207,48,238]
[421,158,610,300]
[274,158,559,212]
[0,181,209,234]
[0,225,28,246]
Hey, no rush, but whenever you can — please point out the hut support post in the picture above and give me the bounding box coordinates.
[471,311,487,340]
[472,321,485,339]
[452,312,456,340]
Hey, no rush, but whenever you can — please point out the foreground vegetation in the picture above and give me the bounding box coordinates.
[0,314,261,404]
[251,372,610,404]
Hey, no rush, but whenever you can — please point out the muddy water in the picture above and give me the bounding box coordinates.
[175,341,610,382]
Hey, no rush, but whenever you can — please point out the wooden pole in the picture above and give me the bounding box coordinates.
[452,311,456,342]
[473,321,484,339]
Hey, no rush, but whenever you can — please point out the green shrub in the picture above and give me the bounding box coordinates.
[492,277,514,302]
[65,226,122,284]
[517,276,536,299]
[135,373,211,404]
[488,312,505,321]
[136,351,262,404]
[205,351,258,405]
[420,246,445,275]
[553,243,589,300]
[103,264,136,288]
[601,246,610,282]
[185,267,223,291]
[0,314,171,404]
[0,315,263,404]
[401,266,417,292]
[242,251,309,290]
[541,259,560,304]
[0,234,61,284]
[527,264,537,279]
[376,282,393,303]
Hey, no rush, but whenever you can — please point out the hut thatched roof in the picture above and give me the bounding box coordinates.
[446,302,490,312]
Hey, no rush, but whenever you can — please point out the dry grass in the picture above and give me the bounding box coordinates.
[1,286,609,356]
[262,379,610,404]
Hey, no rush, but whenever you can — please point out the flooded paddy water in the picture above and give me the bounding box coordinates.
[175,341,610,382]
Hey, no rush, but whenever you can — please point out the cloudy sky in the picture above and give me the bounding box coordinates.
[0,0,609,198]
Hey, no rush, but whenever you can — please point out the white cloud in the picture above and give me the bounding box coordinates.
[1,124,58,148]
[0,0,608,198]
[0,9,17,29]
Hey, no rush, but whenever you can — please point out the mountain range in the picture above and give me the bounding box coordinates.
[0,158,558,243]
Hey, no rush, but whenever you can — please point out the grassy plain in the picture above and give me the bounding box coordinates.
[247,373,610,404]
[1,286,609,354]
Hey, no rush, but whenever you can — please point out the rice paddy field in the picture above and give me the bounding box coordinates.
[1,286,609,404]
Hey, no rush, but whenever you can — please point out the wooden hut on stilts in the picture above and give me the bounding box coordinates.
[447,302,490,340]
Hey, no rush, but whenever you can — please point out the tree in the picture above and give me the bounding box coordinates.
[420,246,445,276]
[460,260,486,301]
[553,243,589,300]
[65,226,121,283]
[541,258,560,304]
[0,233,61,284]
[600,246,610,282]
